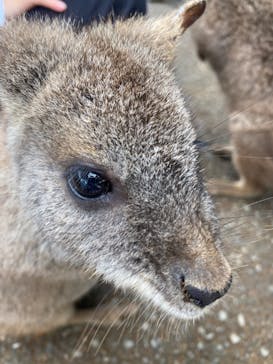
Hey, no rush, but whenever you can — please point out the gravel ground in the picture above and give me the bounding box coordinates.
[1,2,272,364]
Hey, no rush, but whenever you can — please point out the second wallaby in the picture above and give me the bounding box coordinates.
[193,0,273,198]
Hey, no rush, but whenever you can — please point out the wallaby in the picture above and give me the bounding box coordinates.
[0,0,232,337]
[193,0,273,198]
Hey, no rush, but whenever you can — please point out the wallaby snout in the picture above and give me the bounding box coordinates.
[170,246,232,311]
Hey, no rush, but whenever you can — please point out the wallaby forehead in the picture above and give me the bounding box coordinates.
[41,91,195,171]
[34,29,194,163]
[47,27,179,113]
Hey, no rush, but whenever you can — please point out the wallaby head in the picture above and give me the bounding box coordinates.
[0,0,231,326]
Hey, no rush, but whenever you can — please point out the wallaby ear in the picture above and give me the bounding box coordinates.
[151,0,206,37]
[148,0,206,61]
[178,0,206,30]
[117,0,206,62]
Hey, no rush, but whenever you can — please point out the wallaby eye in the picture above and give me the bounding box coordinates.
[67,166,112,200]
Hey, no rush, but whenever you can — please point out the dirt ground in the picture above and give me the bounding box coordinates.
[1,2,272,364]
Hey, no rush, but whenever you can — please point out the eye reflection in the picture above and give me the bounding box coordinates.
[67,166,112,200]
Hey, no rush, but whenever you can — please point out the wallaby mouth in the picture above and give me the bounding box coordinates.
[114,268,232,321]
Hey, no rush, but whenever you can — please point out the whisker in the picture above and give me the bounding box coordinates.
[207,153,273,160]
[153,311,166,338]
[231,263,250,271]
[71,282,114,357]
[86,295,126,353]
[243,196,273,208]
[116,296,140,344]
[200,130,231,145]
[196,91,273,140]
[94,301,131,355]
[135,304,154,344]
[131,298,156,333]
[242,236,268,245]
[263,226,273,231]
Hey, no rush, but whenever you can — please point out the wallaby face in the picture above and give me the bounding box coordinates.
[0,0,231,335]
[193,0,273,198]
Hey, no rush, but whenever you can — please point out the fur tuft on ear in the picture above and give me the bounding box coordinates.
[179,0,206,30]
[116,0,206,62]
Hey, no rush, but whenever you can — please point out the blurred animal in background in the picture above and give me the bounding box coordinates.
[0,0,232,337]
[193,0,273,198]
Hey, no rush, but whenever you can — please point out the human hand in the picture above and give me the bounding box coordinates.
[4,0,67,18]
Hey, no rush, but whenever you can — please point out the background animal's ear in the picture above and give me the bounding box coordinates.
[0,19,73,109]
[117,0,206,62]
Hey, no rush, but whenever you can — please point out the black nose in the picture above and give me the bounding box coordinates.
[183,276,232,308]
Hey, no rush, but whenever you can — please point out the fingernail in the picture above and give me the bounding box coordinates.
[55,1,67,11]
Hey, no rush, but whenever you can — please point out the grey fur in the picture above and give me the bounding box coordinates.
[0,0,231,336]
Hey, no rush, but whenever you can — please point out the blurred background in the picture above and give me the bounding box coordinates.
[1,1,272,363]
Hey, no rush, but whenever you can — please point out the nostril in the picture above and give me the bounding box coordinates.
[223,275,233,294]
[184,275,232,308]
[180,274,185,287]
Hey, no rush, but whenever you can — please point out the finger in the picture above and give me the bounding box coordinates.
[34,0,67,12]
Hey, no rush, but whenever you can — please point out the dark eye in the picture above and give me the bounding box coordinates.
[67,166,112,200]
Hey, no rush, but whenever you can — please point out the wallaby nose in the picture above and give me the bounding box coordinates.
[182,275,232,308]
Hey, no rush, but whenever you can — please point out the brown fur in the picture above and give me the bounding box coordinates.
[0,0,231,337]
[193,0,273,197]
